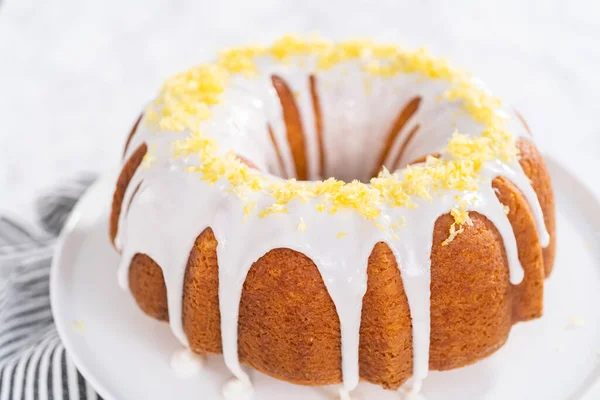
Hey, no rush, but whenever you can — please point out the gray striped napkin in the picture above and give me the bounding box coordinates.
[0,175,102,399]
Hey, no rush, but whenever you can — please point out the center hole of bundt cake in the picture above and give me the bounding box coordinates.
[320,94,422,183]
[270,73,427,183]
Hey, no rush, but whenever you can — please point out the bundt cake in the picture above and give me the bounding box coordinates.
[110,35,555,397]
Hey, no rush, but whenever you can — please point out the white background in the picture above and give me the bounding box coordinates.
[1,0,599,222]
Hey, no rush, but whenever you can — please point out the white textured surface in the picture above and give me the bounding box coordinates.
[1,0,599,221]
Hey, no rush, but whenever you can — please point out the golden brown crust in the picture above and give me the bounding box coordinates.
[372,97,421,177]
[125,181,143,216]
[391,124,421,171]
[183,229,222,355]
[123,113,144,158]
[359,242,412,389]
[429,212,512,370]
[272,75,308,180]
[409,153,441,166]
[238,248,342,386]
[267,124,287,177]
[492,177,545,322]
[110,143,147,244]
[236,156,258,170]
[309,75,326,178]
[119,124,555,390]
[515,111,533,137]
[125,208,544,388]
[517,139,556,277]
[129,253,169,321]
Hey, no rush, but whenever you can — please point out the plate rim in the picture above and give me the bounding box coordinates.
[50,156,600,400]
[50,173,118,400]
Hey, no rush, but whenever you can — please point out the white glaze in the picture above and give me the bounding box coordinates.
[338,388,355,400]
[400,379,428,400]
[170,349,204,379]
[115,53,549,395]
[222,377,254,400]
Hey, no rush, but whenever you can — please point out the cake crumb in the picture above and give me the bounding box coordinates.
[72,320,86,332]
[569,316,586,328]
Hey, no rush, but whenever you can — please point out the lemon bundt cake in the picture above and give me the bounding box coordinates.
[109,36,555,396]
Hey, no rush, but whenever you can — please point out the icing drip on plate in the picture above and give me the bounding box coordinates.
[170,349,204,379]
[115,35,550,396]
[222,377,254,400]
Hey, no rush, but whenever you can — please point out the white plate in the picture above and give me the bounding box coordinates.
[51,158,600,400]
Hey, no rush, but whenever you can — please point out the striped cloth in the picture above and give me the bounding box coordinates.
[0,175,102,399]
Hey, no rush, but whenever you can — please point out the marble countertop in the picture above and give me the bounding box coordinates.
[1,0,599,222]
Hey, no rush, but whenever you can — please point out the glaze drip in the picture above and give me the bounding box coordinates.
[115,36,550,394]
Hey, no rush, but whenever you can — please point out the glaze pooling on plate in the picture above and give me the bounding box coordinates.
[113,35,550,393]
[170,349,205,379]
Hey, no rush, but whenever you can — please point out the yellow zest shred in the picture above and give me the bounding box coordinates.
[442,202,474,246]
[259,203,288,218]
[337,232,348,238]
[72,320,86,332]
[391,216,407,230]
[297,217,307,232]
[145,34,520,230]
[243,201,256,222]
